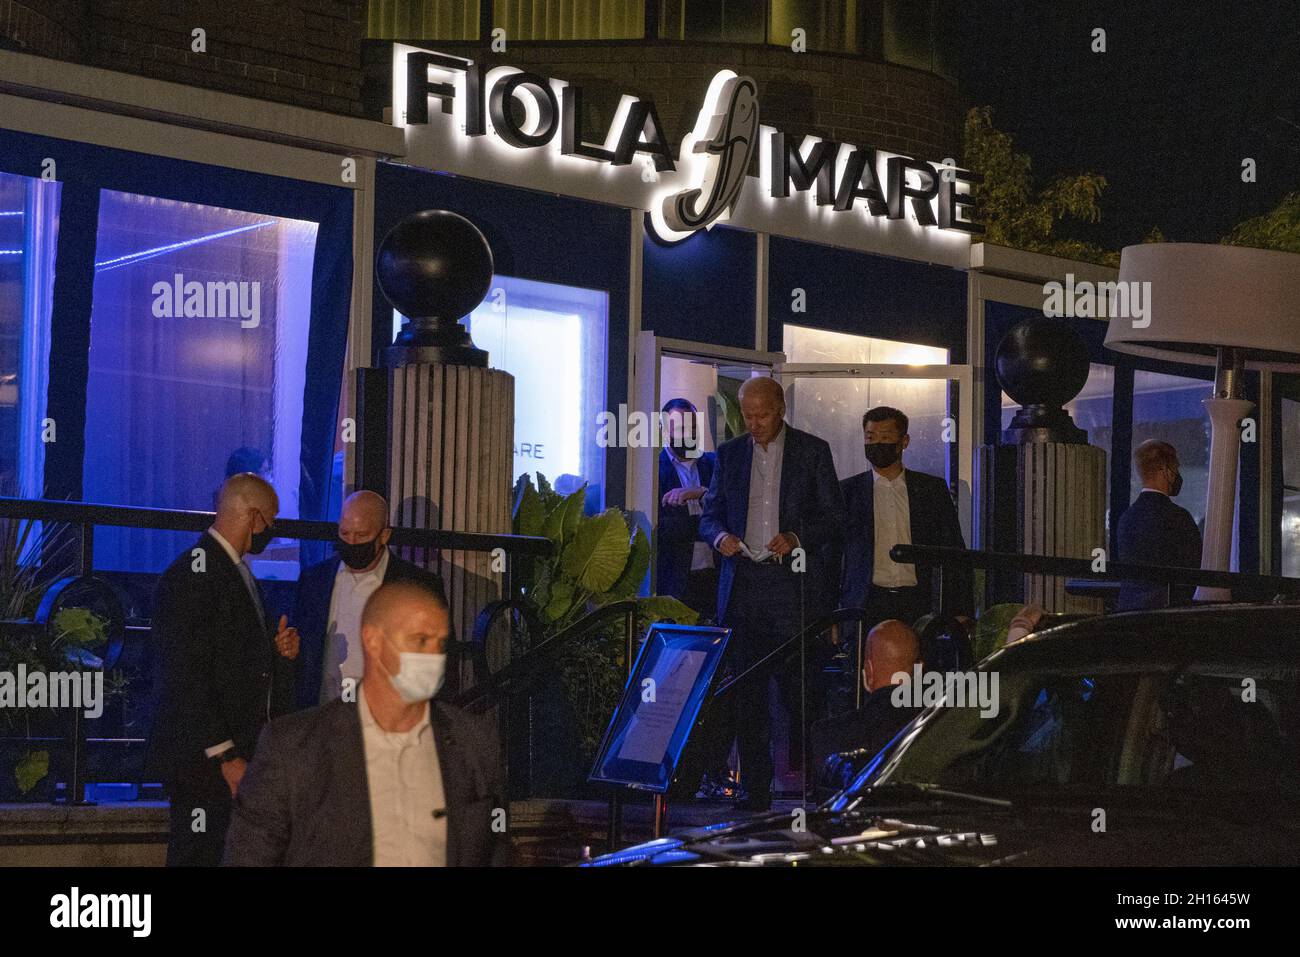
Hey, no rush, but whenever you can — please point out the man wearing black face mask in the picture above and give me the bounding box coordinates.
[839,406,972,628]
[150,473,299,866]
[1116,440,1202,611]
[293,490,448,709]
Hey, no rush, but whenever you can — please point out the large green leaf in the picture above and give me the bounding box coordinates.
[542,578,575,623]
[636,595,699,625]
[542,486,586,545]
[14,749,48,794]
[513,477,545,537]
[560,508,631,595]
[606,525,650,599]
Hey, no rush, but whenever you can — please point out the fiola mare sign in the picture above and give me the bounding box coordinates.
[392,44,981,267]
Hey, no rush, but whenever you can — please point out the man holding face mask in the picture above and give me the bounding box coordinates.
[839,406,972,628]
[293,490,449,709]
[225,580,511,866]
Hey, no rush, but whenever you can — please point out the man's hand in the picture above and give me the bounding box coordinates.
[716,533,743,557]
[220,757,248,798]
[766,532,798,557]
[661,486,706,507]
[274,614,299,660]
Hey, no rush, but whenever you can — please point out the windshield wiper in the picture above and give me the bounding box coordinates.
[855,781,1014,809]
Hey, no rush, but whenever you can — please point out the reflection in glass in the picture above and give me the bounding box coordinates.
[1130,371,1211,533]
[1282,398,1300,577]
[783,324,949,483]
[83,191,318,573]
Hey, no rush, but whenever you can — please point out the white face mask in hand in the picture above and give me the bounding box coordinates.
[380,642,447,703]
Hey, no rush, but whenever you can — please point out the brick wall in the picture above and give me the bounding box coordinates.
[398,41,966,162]
[0,0,85,60]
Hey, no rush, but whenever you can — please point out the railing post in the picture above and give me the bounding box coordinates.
[607,604,638,852]
[854,618,864,710]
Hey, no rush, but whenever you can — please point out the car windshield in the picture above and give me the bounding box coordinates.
[833,663,1300,806]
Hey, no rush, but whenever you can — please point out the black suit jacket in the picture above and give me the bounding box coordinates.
[698,424,847,622]
[293,551,448,710]
[1116,490,1202,611]
[148,531,294,782]
[223,696,512,867]
[655,447,717,600]
[838,468,974,617]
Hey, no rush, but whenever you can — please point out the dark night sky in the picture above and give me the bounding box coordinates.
[956,0,1300,250]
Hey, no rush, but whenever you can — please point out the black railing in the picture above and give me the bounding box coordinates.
[0,496,552,804]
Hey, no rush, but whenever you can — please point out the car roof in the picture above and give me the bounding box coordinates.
[987,602,1300,670]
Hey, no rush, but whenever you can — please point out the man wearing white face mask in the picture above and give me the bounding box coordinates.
[223,581,512,866]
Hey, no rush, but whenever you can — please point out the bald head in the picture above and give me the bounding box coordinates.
[216,472,278,520]
[362,579,448,631]
[360,580,451,689]
[864,619,920,693]
[738,376,786,446]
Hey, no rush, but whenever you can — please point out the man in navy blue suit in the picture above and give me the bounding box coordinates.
[698,376,846,810]
[656,398,719,617]
[1116,439,1202,611]
[839,406,972,628]
[293,490,448,709]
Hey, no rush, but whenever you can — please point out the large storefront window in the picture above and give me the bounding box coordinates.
[393,274,609,509]
[0,171,59,503]
[783,324,950,482]
[82,191,319,573]
[1131,370,1211,531]
[1282,397,1300,577]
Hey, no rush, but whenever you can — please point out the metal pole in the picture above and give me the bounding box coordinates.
[653,794,669,838]
[607,605,638,851]
[854,619,865,710]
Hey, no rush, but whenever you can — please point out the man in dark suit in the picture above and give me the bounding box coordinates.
[293,489,448,709]
[224,581,511,866]
[1117,439,1202,611]
[840,406,973,628]
[810,619,922,800]
[150,473,300,866]
[656,398,719,617]
[698,376,846,810]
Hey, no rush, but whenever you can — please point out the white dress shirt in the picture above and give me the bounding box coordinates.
[668,453,715,571]
[871,469,917,587]
[320,549,390,704]
[741,424,785,554]
[203,527,268,758]
[357,685,447,867]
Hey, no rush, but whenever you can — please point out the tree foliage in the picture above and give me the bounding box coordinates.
[1221,191,1300,253]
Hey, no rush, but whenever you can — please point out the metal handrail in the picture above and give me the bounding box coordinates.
[0,496,553,555]
[890,544,1300,594]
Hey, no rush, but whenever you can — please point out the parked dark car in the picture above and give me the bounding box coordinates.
[585,604,1300,866]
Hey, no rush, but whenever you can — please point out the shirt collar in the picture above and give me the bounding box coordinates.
[357,683,431,738]
[1139,487,1169,497]
[207,527,244,568]
[873,467,907,486]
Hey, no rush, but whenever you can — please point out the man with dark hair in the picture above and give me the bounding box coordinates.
[1116,439,1202,611]
[224,580,511,866]
[656,398,718,616]
[839,405,972,628]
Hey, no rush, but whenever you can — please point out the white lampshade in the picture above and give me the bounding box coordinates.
[1105,243,1300,372]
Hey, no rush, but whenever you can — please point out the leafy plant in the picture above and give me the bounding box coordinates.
[1222,191,1300,253]
[511,473,698,756]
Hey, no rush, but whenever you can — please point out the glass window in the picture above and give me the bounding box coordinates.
[1282,397,1300,577]
[82,191,319,574]
[393,275,609,510]
[494,0,644,39]
[783,324,950,483]
[660,0,767,43]
[1131,370,1211,532]
[0,171,59,503]
[368,0,481,39]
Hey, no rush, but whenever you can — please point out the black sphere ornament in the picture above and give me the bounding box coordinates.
[376,209,494,367]
[995,316,1091,444]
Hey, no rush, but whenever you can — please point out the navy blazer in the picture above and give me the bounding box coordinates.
[698,424,846,622]
[223,696,511,866]
[838,467,973,617]
[655,447,717,600]
[293,551,448,710]
[1116,490,1202,611]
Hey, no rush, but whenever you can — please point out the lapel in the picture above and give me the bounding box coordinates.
[777,424,796,527]
[859,472,876,547]
[903,469,924,544]
[202,532,267,646]
[735,435,754,520]
[332,701,376,866]
[658,449,680,495]
[429,704,465,868]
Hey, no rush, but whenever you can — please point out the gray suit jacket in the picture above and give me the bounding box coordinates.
[223,696,512,866]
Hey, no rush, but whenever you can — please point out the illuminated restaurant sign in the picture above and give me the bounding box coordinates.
[392,45,980,267]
